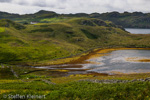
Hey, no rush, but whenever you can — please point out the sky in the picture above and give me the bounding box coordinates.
[0,0,150,14]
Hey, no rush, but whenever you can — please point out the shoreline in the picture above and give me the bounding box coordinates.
[4,47,150,78]
[22,47,150,66]
[67,47,150,64]
[31,47,150,77]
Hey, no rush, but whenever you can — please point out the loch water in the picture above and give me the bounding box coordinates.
[84,49,150,74]
[125,28,150,34]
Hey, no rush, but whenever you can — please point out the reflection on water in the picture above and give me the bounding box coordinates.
[34,49,150,76]
[84,50,150,74]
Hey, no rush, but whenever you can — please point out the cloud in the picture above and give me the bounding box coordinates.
[0,0,150,14]
[0,0,12,2]
[2,0,67,8]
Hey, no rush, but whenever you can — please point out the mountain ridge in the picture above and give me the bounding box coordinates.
[0,10,150,28]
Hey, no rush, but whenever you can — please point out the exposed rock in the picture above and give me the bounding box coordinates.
[10,66,19,78]
[145,77,150,81]
[41,79,56,85]
[80,20,95,26]
[78,78,150,84]
[131,79,137,82]
[92,19,107,26]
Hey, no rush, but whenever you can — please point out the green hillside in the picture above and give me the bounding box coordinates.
[94,12,150,28]
[0,17,150,65]
[1,10,150,28]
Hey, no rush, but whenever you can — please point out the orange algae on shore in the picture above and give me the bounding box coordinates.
[96,48,150,54]
[85,48,150,64]
[139,59,150,62]
[87,48,150,60]
[35,48,150,66]
[126,57,150,62]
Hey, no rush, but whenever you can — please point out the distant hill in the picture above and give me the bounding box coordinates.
[1,10,150,28]
[0,11,20,19]
[92,11,150,28]
[34,10,56,15]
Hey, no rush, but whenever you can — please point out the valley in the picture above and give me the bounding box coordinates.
[1,10,150,100]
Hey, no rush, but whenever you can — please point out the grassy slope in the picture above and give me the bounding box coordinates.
[1,80,150,100]
[1,18,150,65]
[0,18,123,65]
[1,14,150,100]
[0,19,83,65]
[1,65,150,100]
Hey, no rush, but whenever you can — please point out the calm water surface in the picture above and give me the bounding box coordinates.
[125,28,150,34]
[36,49,150,75]
[84,50,150,74]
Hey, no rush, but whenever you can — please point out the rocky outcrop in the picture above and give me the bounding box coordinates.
[78,78,150,84]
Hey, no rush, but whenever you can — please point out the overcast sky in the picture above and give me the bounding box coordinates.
[0,0,150,14]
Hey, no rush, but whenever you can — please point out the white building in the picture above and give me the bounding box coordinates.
[30,22,38,24]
